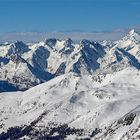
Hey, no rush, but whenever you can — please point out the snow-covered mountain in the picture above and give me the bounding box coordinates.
[0,30,140,91]
[0,30,140,139]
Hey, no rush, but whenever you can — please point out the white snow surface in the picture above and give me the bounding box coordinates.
[0,67,140,139]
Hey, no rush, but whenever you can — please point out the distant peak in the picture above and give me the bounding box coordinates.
[4,42,9,45]
[65,38,72,42]
[14,40,26,46]
[80,39,91,45]
[127,29,140,37]
[45,38,57,47]
[128,29,135,35]
[64,38,73,44]
[123,29,140,42]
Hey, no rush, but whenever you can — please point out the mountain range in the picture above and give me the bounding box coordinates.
[0,30,140,139]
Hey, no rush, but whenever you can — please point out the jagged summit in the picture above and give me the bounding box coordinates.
[125,29,140,42]
[128,29,135,35]
[63,38,73,46]
[45,38,57,47]
[0,29,139,91]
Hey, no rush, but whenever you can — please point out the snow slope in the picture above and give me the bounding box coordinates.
[0,67,140,139]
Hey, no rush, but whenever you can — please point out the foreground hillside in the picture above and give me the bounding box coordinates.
[0,67,140,139]
[0,30,140,139]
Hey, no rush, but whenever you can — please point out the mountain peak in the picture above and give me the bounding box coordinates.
[128,29,135,35]
[45,38,57,47]
[127,29,140,38]
[123,29,140,43]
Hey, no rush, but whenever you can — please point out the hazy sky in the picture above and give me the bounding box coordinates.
[0,0,140,41]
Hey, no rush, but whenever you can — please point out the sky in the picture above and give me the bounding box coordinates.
[0,0,140,42]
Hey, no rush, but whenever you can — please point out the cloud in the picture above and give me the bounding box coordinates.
[0,27,140,43]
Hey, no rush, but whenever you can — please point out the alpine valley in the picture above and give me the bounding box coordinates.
[0,30,140,140]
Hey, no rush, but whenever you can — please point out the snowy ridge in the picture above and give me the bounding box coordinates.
[0,30,140,91]
[0,30,140,139]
